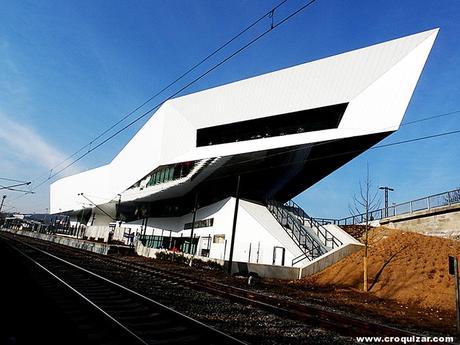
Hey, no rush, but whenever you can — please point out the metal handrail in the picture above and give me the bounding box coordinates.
[292,252,309,266]
[315,187,460,226]
[284,199,343,248]
[269,202,321,255]
[266,200,325,265]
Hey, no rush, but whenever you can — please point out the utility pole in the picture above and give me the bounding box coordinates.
[189,192,199,255]
[0,195,6,213]
[379,186,394,218]
[116,193,122,226]
[449,256,460,334]
[227,175,241,275]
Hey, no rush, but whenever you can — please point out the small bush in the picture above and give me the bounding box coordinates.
[205,260,224,271]
[155,251,188,264]
[190,257,223,271]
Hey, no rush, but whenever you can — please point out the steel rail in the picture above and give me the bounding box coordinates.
[4,232,438,339]
[2,235,247,345]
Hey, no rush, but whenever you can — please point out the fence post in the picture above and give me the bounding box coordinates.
[410,201,413,213]
[427,197,431,210]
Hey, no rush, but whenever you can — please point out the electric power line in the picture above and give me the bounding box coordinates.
[122,126,460,200]
[16,0,319,198]
[205,127,460,183]
[207,127,460,176]
[9,0,460,210]
[0,177,29,183]
[401,109,460,126]
[25,0,290,187]
[9,124,460,211]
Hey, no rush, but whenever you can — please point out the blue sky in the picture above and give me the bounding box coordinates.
[0,0,459,217]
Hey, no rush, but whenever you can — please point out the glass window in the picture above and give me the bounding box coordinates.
[184,218,214,230]
[196,103,348,147]
[213,234,225,243]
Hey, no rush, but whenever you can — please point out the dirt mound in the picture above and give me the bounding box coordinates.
[304,227,460,312]
[340,224,367,239]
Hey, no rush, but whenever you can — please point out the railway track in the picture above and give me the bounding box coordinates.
[2,235,246,345]
[50,241,427,338]
[2,232,433,340]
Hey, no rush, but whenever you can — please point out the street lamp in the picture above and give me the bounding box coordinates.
[379,186,394,218]
[0,195,6,213]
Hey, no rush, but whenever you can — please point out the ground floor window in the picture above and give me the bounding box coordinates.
[184,218,214,230]
[213,234,225,243]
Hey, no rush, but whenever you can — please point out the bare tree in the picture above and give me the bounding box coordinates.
[349,165,380,292]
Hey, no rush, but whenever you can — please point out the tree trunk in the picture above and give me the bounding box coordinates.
[363,255,368,292]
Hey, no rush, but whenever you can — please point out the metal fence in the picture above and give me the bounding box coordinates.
[315,188,460,226]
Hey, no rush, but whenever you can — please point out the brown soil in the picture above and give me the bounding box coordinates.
[290,227,460,333]
[340,225,368,239]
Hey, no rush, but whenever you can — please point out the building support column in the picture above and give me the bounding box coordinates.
[227,175,241,275]
[189,193,199,254]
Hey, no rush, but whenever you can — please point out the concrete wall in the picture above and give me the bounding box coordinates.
[3,228,360,281]
[4,229,110,255]
[299,243,363,279]
[133,240,299,280]
[84,226,127,243]
[380,203,460,237]
[228,261,300,280]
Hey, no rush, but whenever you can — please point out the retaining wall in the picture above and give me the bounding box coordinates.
[380,203,460,237]
[3,229,110,255]
[299,243,363,279]
[3,228,361,280]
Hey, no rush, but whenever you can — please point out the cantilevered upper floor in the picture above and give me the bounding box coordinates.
[50,28,439,216]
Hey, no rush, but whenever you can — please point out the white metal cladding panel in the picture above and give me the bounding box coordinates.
[172,29,438,164]
[158,103,196,164]
[106,102,195,197]
[50,164,111,213]
[239,199,303,259]
[170,29,437,128]
[109,105,196,200]
[108,105,167,195]
[340,30,438,132]
[50,29,438,212]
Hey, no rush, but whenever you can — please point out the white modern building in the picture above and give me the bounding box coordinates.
[50,29,438,268]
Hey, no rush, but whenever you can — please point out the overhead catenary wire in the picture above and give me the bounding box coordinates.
[202,127,460,183]
[199,126,460,179]
[401,109,460,126]
[10,106,460,206]
[13,0,460,200]
[8,1,460,210]
[0,177,29,183]
[24,0,290,187]
[15,0,319,198]
[9,125,460,211]
[121,126,460,200]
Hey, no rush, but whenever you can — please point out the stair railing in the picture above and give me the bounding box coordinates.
[284,199,342,249]
[266,200,325,264]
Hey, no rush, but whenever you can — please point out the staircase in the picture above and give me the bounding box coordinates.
[266,199,343,266]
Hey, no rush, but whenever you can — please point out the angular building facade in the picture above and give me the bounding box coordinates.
[50,29,438,268]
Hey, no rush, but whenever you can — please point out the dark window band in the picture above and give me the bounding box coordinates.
[196,103,348,147]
